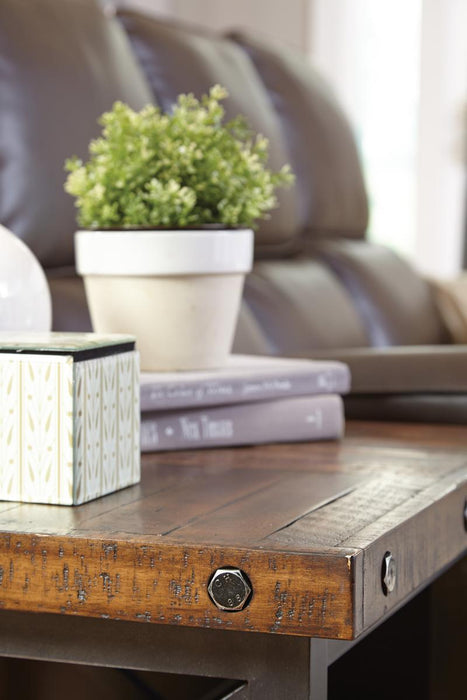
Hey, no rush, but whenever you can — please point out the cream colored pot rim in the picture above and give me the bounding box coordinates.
[75,229,254,276]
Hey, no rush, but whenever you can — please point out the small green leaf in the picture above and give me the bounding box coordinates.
[64,85,294,229]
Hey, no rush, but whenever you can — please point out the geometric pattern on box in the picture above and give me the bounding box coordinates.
[0,351,140,505]
[73,351,140,505]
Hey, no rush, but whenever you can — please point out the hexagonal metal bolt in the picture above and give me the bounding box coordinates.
[382,552,397,595]
[208,568,252,612]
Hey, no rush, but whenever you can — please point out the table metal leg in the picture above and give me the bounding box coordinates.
[0,610,328,699]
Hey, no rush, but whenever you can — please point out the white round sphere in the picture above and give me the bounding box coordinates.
[0,224,52,331]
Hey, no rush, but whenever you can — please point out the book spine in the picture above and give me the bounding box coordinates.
[140,367,350,411]
[140,395,344,452]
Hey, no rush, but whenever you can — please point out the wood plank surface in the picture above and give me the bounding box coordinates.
[0,422,466,640]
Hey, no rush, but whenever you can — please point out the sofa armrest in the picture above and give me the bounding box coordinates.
[428,274,467,344]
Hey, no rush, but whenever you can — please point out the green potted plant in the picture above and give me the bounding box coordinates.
[65,85,293,371]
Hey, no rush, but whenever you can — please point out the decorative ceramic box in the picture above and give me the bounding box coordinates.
[0,333,140,505]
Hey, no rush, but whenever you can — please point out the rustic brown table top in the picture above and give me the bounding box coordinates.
[0,421,466,640]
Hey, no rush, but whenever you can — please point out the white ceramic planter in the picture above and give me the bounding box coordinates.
[75,229,254,371]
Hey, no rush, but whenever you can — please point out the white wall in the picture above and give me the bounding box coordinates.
[309,0,466,278]
[308,0,423,263]
[175,0,309,51]
[115,0,309,51]
[415,0,467,278]
[113,0,173,16]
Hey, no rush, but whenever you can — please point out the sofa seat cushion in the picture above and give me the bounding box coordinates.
[312,239,449,346]
[345,393,467,424]
[240,258,369,354]
[117,11,301,254]
[0,0,153,269]
[47,273,92,332]
[230,32,368,239]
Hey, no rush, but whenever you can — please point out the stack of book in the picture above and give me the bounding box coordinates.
[140,355,351,452]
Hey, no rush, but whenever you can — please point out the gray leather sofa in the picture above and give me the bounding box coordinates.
[0,0,465,421]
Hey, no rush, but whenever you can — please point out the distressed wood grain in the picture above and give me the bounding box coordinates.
[0,422,466,640]
[0,533,358,638]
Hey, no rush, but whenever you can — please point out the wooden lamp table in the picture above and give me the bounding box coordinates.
[0,422,466,698]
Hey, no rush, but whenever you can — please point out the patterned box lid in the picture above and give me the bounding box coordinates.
[0,332,136,360]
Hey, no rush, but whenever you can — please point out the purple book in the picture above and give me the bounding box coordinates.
[140,354,350,411]
[140,394,344,452]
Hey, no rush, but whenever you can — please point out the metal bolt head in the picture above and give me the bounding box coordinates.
[208,568,252,612]
[382,552,396,595]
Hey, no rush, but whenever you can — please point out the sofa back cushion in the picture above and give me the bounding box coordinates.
[117,11,301,255]
[312,239,449,345]
[0,0,153,268]
[239,258,369,353]
[230,32,369,240]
